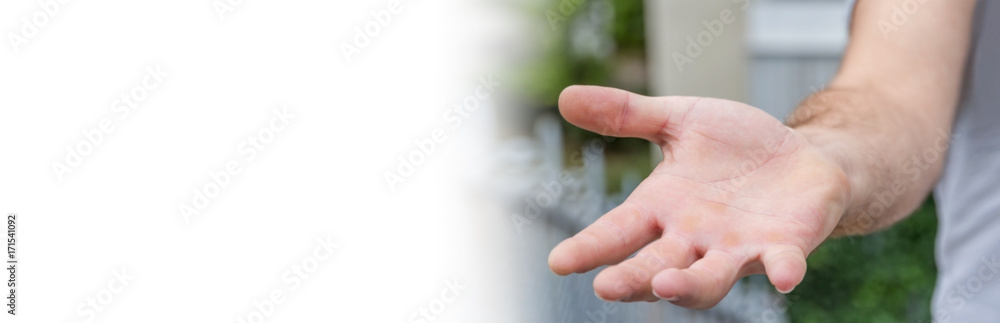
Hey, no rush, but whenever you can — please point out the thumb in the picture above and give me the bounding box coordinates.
[558,85,699,144]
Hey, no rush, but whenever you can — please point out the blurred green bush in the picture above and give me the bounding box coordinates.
[790,199,937,323]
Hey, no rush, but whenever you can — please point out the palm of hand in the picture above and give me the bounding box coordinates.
[549,86,849,308]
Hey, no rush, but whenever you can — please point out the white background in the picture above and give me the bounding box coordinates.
[0,1,517,322]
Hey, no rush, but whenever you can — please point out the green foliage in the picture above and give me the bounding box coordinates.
[520,53,612,107]
[518,0,644,106]
[787,199,938,323]
[608,0,645,51]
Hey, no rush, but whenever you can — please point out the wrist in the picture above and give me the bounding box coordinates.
[790,126,865,237]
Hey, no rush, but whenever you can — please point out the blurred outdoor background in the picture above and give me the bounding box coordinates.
[494,0,939,322]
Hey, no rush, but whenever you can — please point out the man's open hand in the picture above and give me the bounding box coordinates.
[548,85,850,308]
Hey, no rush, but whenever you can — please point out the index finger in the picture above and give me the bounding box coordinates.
[548,202,660,276]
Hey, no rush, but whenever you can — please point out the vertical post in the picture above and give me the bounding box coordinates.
[643,0,749,164]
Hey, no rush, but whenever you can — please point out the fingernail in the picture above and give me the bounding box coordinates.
[777,286,795,294]
[595,290,619,302]
[652,290,679,302]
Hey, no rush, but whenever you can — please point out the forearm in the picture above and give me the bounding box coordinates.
[781,0,975,236]
[788,88,952,235]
